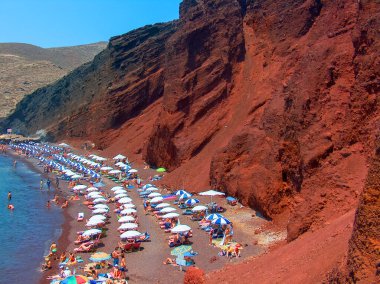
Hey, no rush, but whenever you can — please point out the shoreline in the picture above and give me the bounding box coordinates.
[4,150,72,284]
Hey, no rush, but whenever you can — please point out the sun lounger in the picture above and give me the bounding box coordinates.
[77,212,84,222]
[226,196,237,206]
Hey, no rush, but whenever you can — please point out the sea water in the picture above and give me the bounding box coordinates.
[0,154,63,283]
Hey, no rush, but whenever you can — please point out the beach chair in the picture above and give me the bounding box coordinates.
[182,209,193,215]
[132,242,141,252]
[226,196,237,206]
[77,212,84,222]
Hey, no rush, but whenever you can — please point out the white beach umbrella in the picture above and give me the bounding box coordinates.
[162,212,180,219]
[115,193,128,199]
[114,189,127,195]
[89,215,106,222]
[150,196,163,203]
[146,187,159,192]
[142,184,154,190]
[148,192,161,198]
[82,229,102,237]
[128,169,138,173]
[93,204,109,209]
[192,205,208,212]
[100,166,113,171]
[86,219,104,227]
[118,197,133,204]
[123,204,136,209]
[171,224,191,233]
[109,169,122,174]
[92,208,109,214]
[155,203,171,209]
[111,186,124,191]
[86,187,99,192]
[120,208,137,215]
[73,185,87,190]
[120,230,141,239]
[71,174,82,179]
[199,189,225,202]
[93,197,107,204]
[118,223,138,231]
[113,154,126,160]
[118,216,135,223]
[160,207,176,213]
[88,192,102,198]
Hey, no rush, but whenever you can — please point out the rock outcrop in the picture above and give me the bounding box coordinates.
[2,0,379,244]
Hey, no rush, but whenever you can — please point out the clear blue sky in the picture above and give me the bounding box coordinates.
[0,0,181,48]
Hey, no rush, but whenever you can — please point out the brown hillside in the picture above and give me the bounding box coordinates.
[0,42,106,117]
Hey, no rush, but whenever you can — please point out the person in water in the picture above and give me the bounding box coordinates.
[61,199,68,208]
[46,179,51,191]
[13,160,17,167]
[7,191,11,202]
[46,200,51,208]
[7,204,14,210]
[40,179,44,190]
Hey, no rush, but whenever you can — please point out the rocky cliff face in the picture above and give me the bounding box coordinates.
[2,0,379,243]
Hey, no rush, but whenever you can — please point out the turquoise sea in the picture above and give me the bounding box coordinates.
[0,154,63,283]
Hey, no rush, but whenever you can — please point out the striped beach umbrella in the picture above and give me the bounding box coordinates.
[60,275,89,284]
[184,198,200,206]
[179,192,192,200]
[211,217,231,226]
[205,213,224,221]
[175,190,190,196]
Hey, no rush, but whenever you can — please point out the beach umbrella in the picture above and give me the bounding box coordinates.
[89,215,106,221]
[114,189,127,195]
[118,216,135,223]
[93,197,107,204]
[71,174,82,179]
[73,185,87,190]
[93,204,109,209]
[162,212,180,219]
[199,189,225,202]
[120,208,137,215]
[205,213,224,221]
[89,252,111,262]
[113,154,126,160]
[120,230,141,239]
[87,192,102,198]
[160,207,176,213]
[192,205,208,212]
[118,223,138,230]
[123,203,136,209]
[100,166,113,171]
[155,203,171,209]
[109,169,121,174]
[179,192,192,200]
[86,219,104,227]
[145,187,159,192]
[148,192,161,198]
[93,182,105,188]
[185,198,200,206]
[86,187,99,192]
[150,196,163,203]
[171,245,192,256]
[115,193,128,199]
[82,229,102,237]
[118,197,132,204]
[92,208,108,214]
[212,217,231,226]
[171,224,191,233]
[58,143,70,147]
[156,167,166,172]
[128,169,138,173]
[60,275,89,284]
[111,186,124,191]
[142,184,154,190]
[175,190,190,196]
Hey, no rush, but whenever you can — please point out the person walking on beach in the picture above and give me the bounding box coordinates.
[55,176,59,188]
[46,178,51,191]
[7,191,12,202]
[111,247,120,266]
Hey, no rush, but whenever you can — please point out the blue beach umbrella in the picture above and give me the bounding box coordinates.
[175,190,190,196]
[205,213,224,221]
[185,198,200,206]
[93,182,105,187]
[212,217,231,226]
[179,192,192,200]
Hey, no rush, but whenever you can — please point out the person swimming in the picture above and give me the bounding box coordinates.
[46,200,51,208]
[7,204,14,210]
[7,191,11,202]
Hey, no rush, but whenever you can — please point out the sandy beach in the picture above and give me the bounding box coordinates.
[7,147,273,284]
